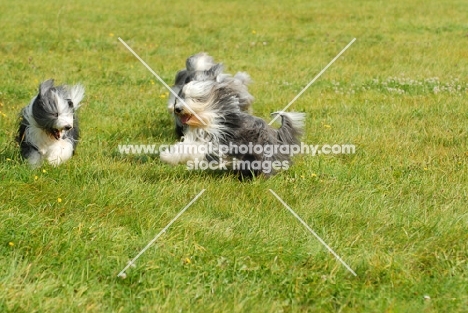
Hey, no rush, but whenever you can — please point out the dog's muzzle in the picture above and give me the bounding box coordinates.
[49,125,72,140]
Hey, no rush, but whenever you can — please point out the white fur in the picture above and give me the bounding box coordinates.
[184,80,214,99]
[23,123,74,168]
[167,85,181,112]
[69,84,85,109]
[272,112,306,129]
[20,83,84,168]
[233,72,252,85]
[55,94,74,130]
[160,141,209,165]
[173,81,219,127]
[160,127,226,165]
[191,53,216,71]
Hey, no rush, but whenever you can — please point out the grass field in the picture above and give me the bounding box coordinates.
[1,0,467,312]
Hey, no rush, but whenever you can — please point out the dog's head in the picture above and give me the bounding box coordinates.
[173,79,242,130]
[31,79,82,140]
[172,80,216,128]
[167,57,224,115]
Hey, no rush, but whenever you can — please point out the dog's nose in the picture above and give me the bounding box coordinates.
[63,125,73,131]
[174,106,183,114]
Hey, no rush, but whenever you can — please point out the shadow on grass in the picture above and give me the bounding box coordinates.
[141,163,267,183]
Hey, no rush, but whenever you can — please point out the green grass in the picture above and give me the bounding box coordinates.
[1,0,467,311]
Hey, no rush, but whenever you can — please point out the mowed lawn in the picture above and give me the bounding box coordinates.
[1,0,467,312]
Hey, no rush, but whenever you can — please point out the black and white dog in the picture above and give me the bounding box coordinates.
[167,52,254,137]
[161,63,305,177]
[17,79,84,168]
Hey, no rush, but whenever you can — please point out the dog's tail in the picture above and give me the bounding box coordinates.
[69,84,85,109]
[271,112,305,144]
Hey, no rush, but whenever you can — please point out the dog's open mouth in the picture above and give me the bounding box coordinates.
[50,128,61,140]
[179,114,192,124]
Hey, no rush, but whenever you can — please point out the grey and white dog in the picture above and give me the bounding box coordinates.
[161,60,305,177]
[167,52,254,137]
[17,79,84,168]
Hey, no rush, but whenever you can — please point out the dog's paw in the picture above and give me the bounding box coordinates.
[159,147,179,165]
[160,142,209,166]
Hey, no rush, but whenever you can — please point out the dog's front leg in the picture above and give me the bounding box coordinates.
[160,142,209,165]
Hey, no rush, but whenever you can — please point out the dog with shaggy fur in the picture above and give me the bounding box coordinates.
[17,79,84,168]
[161,64,305,177]
[167,52,254,138]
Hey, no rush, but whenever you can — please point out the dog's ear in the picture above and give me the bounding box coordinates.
[174,70,190,86]
[39,79,55,97]
[186,54,198,71]
[205,63,224,80]
[68,84,85,108]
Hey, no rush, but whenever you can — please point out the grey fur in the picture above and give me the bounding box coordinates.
[17,79,82,164]
[168,53,254,137]
[32,80,72,132]
[177,80,305,177]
